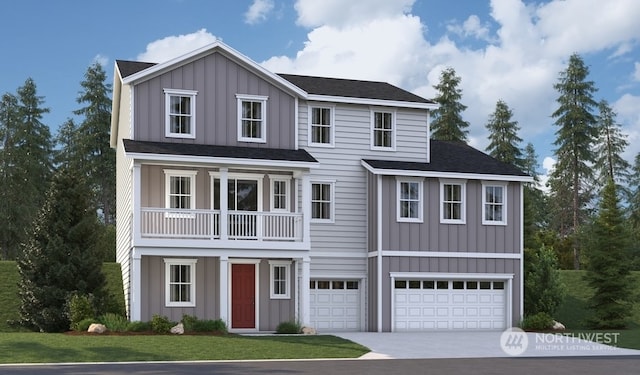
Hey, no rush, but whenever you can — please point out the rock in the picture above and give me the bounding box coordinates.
[552,320,565,330]
[87,323,107,334]
[170,322,184,334]
[301,326,316,335]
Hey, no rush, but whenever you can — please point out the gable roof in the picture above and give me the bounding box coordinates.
[362,140,532,181]
[116,60,157,78]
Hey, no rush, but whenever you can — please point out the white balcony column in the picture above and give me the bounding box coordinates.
[220,167,229,240]
[131,251,142,321]
[299,256,311,327]
[219,255,229,325]
[132,162,142,244]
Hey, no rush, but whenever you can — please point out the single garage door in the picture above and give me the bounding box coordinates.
[394,279,507,331]
[310,280,361,331]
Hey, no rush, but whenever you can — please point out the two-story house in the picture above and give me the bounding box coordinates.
[110,40,532,332]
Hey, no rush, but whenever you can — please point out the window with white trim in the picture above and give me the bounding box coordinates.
[269,260,291,299]
[309,106,334,146]
[164,258,197,307]
[311,181,334,222]
[237,94,267,142]
[164,89,197,138]
[164,170,197,210]
[483,182,507,225]
[270,176,289,211]
[397,178,423,222]
[371,110,395,150]
[440,180,466,224]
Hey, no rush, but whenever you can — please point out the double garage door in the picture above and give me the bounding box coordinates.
[310,280,361,331]
[394,279,507,331]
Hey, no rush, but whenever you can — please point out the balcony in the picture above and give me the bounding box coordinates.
[139,207,304,242]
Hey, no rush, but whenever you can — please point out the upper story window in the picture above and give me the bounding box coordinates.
[164,170,198,211]
[397,178,423,222]
[483,182,508,225]
[440,180,466,224]
[164,258,197,307]
[237,94,268,143]
[269,260,291,299]
[311,181,335,223]
[164,89,197,139]
[269,175,290,211]
[309,106,334,147]
[371,109,395,150]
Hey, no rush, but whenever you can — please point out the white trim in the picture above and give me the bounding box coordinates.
[309,273,368,279]
[376,175,383,332]
[310,252,366,258]
[519,183,524,323]
[236,94,268,143]
[164,89,197,139]
[439,179,466,224]
[310,180,335,223]
[268,260,292,299]
[307,104,335,148]
[389,271,514,280]
[294,97,299,149]
[126,151,318,169]
[163,258,197,307]
[219,256,229,326]
[228,259,260,331]
[377,250,521,259]
[306,93,438,110]
[269,175,291,212]
[370,108,396,151]
[482,181,508,226]
[396,177,424,223]
[163,169,198,211]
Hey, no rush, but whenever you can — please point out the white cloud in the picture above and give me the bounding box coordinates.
[294,0,414,28]
[634,62,640,81]
[137,29,217,63]
[614,94,640,159]
[92,54,108,67]
[447,15,492,41]
[245,0,275,25]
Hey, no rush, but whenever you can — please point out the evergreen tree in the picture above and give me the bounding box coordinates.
[594,99,630,193]
[547,53,599,269]
[485,99,523,168]
[54,118,80,168]
[17,167,107,332]
[0,93,20,260]
[584,179,634,328]
[627,153,640,269]
[522,143,548,248]
[430,67,469,142]
[73,62,115,224]
[524,245,565,316]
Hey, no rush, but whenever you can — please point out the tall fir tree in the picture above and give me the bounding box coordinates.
[627,153,640,269]
[522,143,548,248]
[593,99,630,193]
[17,166,107,332]
[430,67,470,142]
[54,118,79,168]
[547,53,598,269]
[73,62,115,224]
[584,179,634,328]
[0,93,20,260]
[485,99,524,168]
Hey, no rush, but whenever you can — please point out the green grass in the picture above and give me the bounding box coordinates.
[0,333,369,364]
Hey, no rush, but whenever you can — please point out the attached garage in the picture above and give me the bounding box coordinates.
[310,280,362,331]
[392,274,511,331]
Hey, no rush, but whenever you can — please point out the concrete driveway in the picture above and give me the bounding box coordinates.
[331,331,640,359]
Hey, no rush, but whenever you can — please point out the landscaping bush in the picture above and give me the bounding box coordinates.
[126,320,151,332]
[74,318,96,332]
[150,314,173,334]
[276,320,301,334]
[66,293,96,331]
[98,313,128,332]
[521,312,554,331]
[181,315,228,333]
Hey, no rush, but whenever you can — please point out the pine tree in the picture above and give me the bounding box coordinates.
[16,167,107,332]
[584,179,634,328]
[522,143,548,248]
[547,53,599,269]
[594,99,630,193]
[0,93,20,260]
[524,245,565,316]
[485,100,523,168]
[54,118,80,168]
[430,67,469,142]
[74,62,115,224]
[627,153,640,269]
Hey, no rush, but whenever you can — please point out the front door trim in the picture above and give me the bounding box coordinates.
[228,258,260,331]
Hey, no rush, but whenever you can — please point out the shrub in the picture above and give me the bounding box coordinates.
[150,314,173,334]
[127,320,151,332]
[75,318,96,332]
[524,246,566,316]
[67,293,96,331]
[275,320,301,334]
[181,315,228,333]
[181,315,199,331]
[521,312,554,331]
[98,313,129,332]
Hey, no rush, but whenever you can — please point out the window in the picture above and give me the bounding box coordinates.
[396,178,423,222]
[164,89,196,138]
[269,261,291,299]
[483,182,507,225]
[440,180,466,224]
[311,181,334,222]
[211,174,262,211]
[164,258,197,307]
[237,94,267,142]
[371,110,395,150]
[309,106,334,146]
[270,176,289,211]
[164,170,197,210]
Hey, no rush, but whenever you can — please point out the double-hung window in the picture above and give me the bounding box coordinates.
[164,89,197,138]
[270,175,290,211]
[269,260,291,299]
[440,180,466,224]
[371,109,395,150]
[397,178,423,222]
[483,182,507,225]
[164,258,197,307]
[164,170,197,212]
[237,94,267,143]
[309,106,334,146]
[311,181,334,222]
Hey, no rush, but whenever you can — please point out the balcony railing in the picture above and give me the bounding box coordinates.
[140,207,303,241]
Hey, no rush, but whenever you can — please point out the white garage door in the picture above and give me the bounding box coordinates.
[310,280,361,331]
[394,279,507,331]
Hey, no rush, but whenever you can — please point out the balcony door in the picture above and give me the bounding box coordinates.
[212,175,262,239]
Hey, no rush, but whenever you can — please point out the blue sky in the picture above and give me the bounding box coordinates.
[3,0,640,180]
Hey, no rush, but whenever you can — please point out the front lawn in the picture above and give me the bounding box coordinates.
[0,333,369,364]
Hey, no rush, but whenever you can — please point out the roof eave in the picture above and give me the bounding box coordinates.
[307,94,438,109]
[125,151,319,169]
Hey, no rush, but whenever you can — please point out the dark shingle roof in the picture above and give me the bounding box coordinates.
[363,140,529,177]
[123,139,317,164]
[116,60,157,78]
[278,73,434,104]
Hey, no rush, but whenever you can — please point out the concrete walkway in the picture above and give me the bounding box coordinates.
[331,331,640,359]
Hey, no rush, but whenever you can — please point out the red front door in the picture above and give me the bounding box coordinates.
[231,263,256,329]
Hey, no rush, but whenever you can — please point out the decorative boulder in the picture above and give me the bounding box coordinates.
[87,323,107,334]
[301,326,317,335]
[170,322,184,335]
[552,320,566,330]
